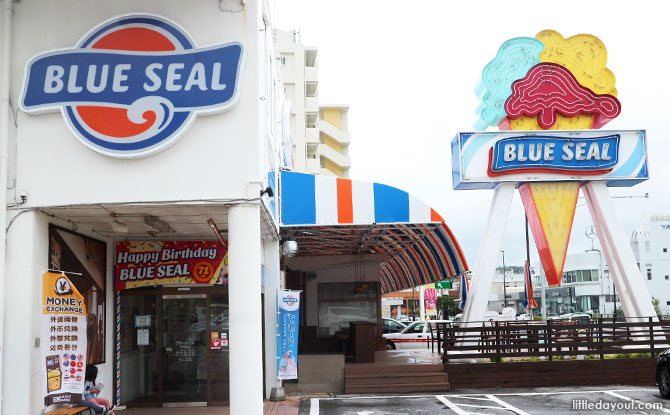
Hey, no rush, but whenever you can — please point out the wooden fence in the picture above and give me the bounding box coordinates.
[427,318,670,363]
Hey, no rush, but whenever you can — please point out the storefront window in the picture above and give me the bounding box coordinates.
[49,225,106,364]
[317,283,378,337]
[120,294,159,405]
[210,294,230,403]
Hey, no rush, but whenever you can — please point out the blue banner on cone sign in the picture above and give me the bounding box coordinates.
[488,135,620,176]
[277,290,300,380]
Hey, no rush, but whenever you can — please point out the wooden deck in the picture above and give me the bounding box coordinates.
[344,349,450,393]
[446,358,657,389]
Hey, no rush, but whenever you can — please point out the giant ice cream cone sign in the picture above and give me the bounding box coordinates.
[454,30,656,324]
[474,30,621,287]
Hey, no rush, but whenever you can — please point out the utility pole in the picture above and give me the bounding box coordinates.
[501,250,508,308]
[541,261,546,320]
[525,214,532,319]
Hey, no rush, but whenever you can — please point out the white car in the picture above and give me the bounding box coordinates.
[383,320,453,350]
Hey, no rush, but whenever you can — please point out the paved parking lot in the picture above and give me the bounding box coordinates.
[299,386,670,414]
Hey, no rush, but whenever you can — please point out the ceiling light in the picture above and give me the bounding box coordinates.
[207,218,227,246]
[144,215,175,233]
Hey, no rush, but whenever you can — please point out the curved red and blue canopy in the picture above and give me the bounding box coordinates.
[279,171,469,293]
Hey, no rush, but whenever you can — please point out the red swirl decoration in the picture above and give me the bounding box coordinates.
[504,62,621,129]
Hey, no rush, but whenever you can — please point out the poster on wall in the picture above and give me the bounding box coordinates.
[42,272,88,406]
[277,290,300,380]
[115,241,228,290]
[49,225,106,365]
[425,288,437,315]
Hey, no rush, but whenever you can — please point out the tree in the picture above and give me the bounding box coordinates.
[436,296,459,318]
[652,297,661,316]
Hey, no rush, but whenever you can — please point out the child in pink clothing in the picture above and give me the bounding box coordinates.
[83,365,114,415]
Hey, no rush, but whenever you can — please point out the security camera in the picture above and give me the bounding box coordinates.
[282,240,298,257]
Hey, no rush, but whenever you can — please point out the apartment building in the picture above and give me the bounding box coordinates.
[274,30,351,177]
[631,214,670,316]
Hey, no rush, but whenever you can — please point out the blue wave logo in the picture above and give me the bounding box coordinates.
[20,15,245,158]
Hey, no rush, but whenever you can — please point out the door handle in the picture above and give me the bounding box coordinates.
[417,335,423,338]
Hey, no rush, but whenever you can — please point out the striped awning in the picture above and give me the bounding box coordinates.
[279,171,469,293]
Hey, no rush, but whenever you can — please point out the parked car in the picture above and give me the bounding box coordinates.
[383,320,453,350]
[548,312,591,324]
[382,318,407,334]
[658,348,670,399]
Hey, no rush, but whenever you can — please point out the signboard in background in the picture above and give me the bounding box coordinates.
[277,290,300,380]
[115,241,228,290]
[434,281,452,289]
[42,272,87,406]
[424,288,437,315]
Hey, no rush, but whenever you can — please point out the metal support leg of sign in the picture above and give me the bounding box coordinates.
[460,182,516,331]
[583,181,657,322]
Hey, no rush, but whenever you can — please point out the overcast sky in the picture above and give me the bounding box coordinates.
[273,0,670,269]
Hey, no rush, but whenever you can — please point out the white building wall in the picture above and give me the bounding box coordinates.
[2,1,282,412]
[7,0,264,209]
[274,31,352,178]
[4,211,116,414]
[631,214,670,316]
[532,251,616,316]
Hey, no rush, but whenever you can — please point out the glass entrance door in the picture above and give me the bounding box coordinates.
[162,294,207,406]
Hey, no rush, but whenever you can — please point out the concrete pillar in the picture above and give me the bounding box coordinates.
[228,204,263,415]
[262,238,280,399]
[4,210,46,415]
[419,285,426,320]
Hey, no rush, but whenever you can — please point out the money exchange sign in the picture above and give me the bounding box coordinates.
[42,272,87,406]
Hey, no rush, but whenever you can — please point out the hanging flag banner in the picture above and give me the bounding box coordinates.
[522,261,539,309]
[459,274,470,309]
[424,288,437,315]
[42,272,87,406]
[277,290,300,380]
[115,241,228,290]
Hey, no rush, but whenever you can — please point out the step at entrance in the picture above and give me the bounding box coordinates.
[344,364,449,394]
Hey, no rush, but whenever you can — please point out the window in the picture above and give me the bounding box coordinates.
[49,225,107,364]
[317,282,378,337]
[407,322,426,333]
[389,320,404,330]
[664,248,668,253]
[647,269,652,280]
[666,275,669,280]
[667,301,670,306]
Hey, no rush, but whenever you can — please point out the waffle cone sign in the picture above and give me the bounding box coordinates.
[42,272,87,406]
